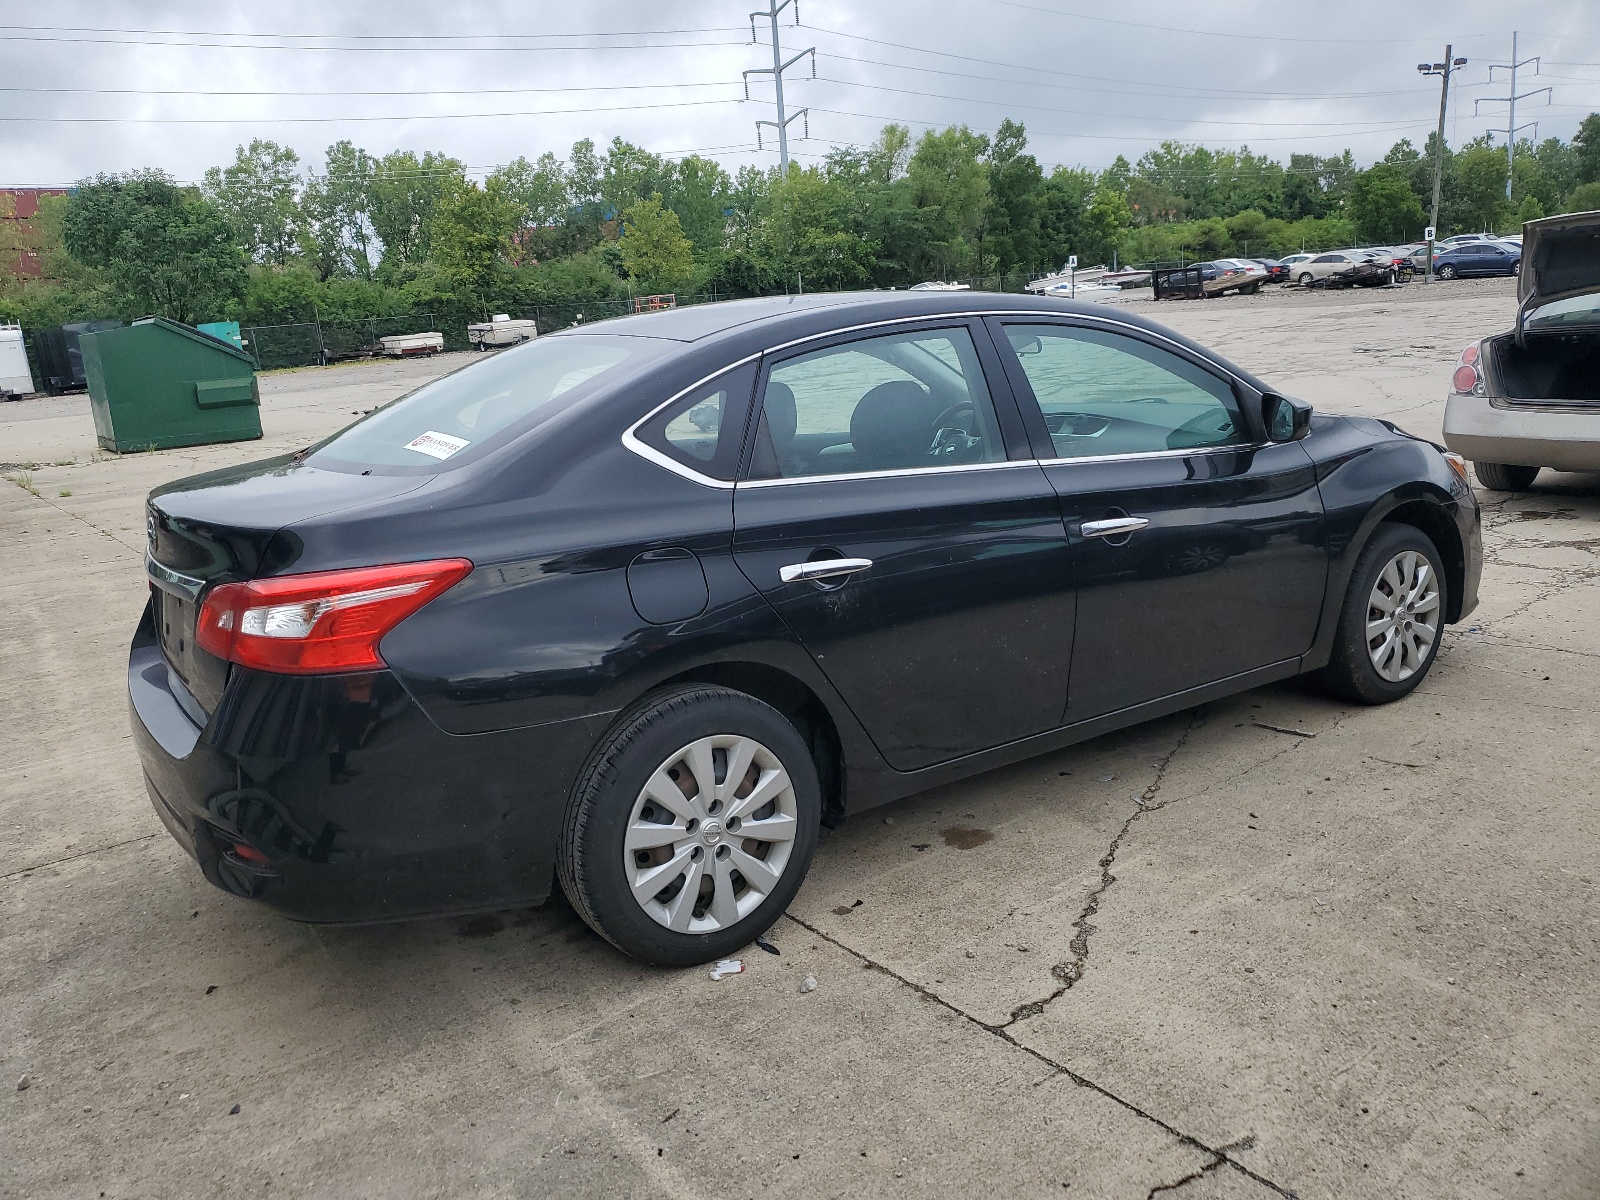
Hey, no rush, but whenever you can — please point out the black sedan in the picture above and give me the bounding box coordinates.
[131,293,1482,965]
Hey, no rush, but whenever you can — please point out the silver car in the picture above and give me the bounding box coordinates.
[1442,211,1600,489]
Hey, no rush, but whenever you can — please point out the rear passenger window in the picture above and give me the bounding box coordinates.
[633,363,755,481]
[746,327,1006,480]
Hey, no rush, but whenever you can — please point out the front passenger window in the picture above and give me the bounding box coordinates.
[1003,324,1247,459]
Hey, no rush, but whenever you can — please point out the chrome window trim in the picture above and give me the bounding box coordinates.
[618,308,1257,489]
[740,458,1039,489]
[1035,442,1265,467]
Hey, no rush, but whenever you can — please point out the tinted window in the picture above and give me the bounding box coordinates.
[310,335,661,472]
[633,362,755,481]
[747,327,1006,480]
[1003,324,1246,459]
[1312,255,1340,264]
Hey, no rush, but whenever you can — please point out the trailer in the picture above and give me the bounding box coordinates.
[376,332,445,357]
[1,323,35,397]
[467,314,537,350]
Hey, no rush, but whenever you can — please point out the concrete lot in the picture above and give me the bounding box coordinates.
[4,281,1598,1199]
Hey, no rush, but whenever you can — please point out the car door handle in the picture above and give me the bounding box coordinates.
[779,557,874,583]
[1081,517,1150,539]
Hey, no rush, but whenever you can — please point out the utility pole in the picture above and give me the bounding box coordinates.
[1476,31,1551,204]
[743,0,814,176]
[1418,47,1467,282]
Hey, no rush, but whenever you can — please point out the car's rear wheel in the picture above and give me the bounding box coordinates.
[558,685,821,966]
[1437,264,1457,280]
[1316,524,1447,705]
[1473,461,1539,491]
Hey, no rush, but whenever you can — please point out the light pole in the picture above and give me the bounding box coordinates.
[1418,48,1467,283]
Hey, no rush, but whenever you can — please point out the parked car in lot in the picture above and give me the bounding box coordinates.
[1443,210,1600,489]
[1251,258,1289,283]
[1433,241,1521,279]
[1196,259,1268,295]
[1292,251,1392,288]
[1278,253,1314,275]
[131,291,1481,965]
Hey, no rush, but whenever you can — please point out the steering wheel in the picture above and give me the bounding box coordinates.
[932,400,976,429]
[1130,396,1171,404]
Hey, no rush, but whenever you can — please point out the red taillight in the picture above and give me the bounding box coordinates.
[196,559,472,675]
[1451,343,1484,395]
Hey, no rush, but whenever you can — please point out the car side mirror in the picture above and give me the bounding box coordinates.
[1262,393,1312,442]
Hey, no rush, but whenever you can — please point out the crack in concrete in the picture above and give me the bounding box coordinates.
[1,832,159,882]
[1000,708,1205,1027]
[4,477,143,555]
[785,910,1296,1198]
[1146,1136,1257,1198]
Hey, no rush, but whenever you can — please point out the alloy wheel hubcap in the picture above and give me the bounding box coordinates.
[1365,550,1441,682]
[623,734,798,934]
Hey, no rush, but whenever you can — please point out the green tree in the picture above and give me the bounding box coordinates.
[1574,113,1600,185]
[1563,181,1600,213]
[906,125,991,278]
[492,152,571,231]
[301,141,377,280]
[429,177,521,295]
[1453,144,1512,232]
[983,119,1045,274]
[762,168,876,290]
[202,139,303,265]
[1349,164,1426,243]
[62,171,247,324]
[367,150,465,271]
[618,194,695,293]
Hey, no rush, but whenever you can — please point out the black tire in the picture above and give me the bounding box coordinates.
[1316,524,1449,705]
[1473,461,1539,491]
[1242,282,1261,295]
[1298,272,1314,287]
[1437,264,1457,280]
[557,684,821,966]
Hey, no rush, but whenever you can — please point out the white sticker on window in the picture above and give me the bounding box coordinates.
[403,430,470,460]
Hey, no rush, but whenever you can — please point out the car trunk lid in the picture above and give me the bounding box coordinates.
[1516,210,1600,342]
[145,454,428,715]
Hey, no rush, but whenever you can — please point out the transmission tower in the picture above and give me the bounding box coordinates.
[1475,31,1551,201]
[743,0,815,175]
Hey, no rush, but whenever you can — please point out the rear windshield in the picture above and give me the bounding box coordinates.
[308,334,663,473]
[1526,293,1600,330]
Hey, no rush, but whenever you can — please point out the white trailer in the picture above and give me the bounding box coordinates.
[377,332,445,357]
[0,323,35,397]
[467,314,537,350]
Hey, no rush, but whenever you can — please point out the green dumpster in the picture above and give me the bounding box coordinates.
[81,317,262,453]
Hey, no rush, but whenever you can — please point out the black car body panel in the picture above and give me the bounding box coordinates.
[130,291,1481,924]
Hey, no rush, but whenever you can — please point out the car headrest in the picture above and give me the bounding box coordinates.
[763,381,797,450]
[849,380,943,469]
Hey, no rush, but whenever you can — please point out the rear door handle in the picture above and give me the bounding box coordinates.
[1081,517,1150,540]
[779,557,874,583]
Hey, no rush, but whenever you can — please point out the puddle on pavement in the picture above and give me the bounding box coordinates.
[940,826,995,850]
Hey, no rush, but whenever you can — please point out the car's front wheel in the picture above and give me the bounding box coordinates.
[558,685,821,966]
[1298,272,1314,287]
[1437,264,1457,280]
[1316,524,1448,705]
[1474,461,1539,491]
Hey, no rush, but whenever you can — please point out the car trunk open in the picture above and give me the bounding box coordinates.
[1487,330,1600,402]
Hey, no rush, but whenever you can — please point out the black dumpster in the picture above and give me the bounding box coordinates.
[32,319,125,394]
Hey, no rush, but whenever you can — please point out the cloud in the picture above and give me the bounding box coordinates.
[1,0,1594,185]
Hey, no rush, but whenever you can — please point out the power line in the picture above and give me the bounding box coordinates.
[0,98,742,124]
[0,33,748,52]
[978,0,1497,46]
[0,22,746,41]
[811,76,1433,129]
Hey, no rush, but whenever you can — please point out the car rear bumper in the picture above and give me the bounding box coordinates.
[128,601,606,924]
[1442,393,1600,472]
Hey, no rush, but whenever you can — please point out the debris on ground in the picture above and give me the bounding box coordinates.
[709,959,744,980]
[228,1104,241,1115]
[1253,721,1318,738]
[883,816,894,824]
[799,974,817,993]
[911,843,930,852]
[754,936,780,956]
[205,985,218,995]
[16,1073,31,1091]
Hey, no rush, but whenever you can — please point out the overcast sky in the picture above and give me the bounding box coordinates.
[2,0,1597,187]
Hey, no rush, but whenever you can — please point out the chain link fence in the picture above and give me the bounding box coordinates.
[241,313,438,370]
